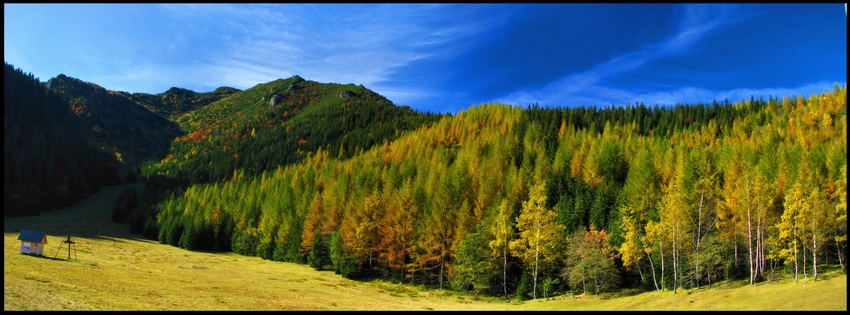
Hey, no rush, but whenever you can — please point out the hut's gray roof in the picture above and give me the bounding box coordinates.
[18,230,47,243]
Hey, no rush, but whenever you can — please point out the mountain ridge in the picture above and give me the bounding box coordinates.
[5,61,443,216]
[140,73,443,186]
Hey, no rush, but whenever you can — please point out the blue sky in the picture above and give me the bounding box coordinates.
[4,4,846,114]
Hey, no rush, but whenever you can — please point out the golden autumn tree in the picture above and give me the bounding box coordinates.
[300,192,324,259]
[418,158,458,290]
[562,224,619,295]
[509,181,564,300]
[344,192,382,272]
[489,198,515,300]
[377,178,419,282]
[619,145,660,288]
[834,165,847,273]
[779,179,806,282]
[684,144,721,289]
[657,145,689,293]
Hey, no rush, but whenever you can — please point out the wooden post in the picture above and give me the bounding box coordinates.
[62,234,76,260]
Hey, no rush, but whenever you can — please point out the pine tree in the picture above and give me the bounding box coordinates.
[308,222,329,270]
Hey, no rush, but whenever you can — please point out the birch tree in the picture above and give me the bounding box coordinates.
[510,181,564,299]
[686,145,720,289]
[657,145,689,293]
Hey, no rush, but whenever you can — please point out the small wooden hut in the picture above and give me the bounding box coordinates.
[18,230,47,256]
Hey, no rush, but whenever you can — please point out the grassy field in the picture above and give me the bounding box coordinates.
[4,183,847,310]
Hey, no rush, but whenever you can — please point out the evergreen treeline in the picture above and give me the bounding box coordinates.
[4,62,123,216]
[146,85,845,299]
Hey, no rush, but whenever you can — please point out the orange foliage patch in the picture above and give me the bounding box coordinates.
[188,129,207,143]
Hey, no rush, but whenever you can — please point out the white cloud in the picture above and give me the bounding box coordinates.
[624,80,843,107]
[498,80,844,109]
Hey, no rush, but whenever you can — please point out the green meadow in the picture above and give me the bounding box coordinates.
[4,183,846,310]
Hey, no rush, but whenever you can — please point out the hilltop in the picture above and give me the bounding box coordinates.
[124,86,241,121]
[139,74,443,186]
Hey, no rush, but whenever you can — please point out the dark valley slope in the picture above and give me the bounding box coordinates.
[4,63,122,216]
[44,74,183,167]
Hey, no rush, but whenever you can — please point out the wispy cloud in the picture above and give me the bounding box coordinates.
[6,4,842,112]
[146,4,501,98]
[660,4,744,55]
[611,81,841,107]
[495,4,759,107]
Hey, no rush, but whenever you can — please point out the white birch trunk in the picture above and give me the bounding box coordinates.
[648,251,660,291]
[747,202,754,285]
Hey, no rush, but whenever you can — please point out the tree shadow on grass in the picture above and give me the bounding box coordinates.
[19,253,72,262]
[599,288,645,300]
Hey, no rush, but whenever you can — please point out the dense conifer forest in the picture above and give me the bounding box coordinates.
[4,61,846,299]
[142,82,847,297]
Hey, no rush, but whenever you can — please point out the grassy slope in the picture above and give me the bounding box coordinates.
[4,183,847,310]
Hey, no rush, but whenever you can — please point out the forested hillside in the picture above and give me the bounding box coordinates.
[4,60,845,300]
[4,63,123,216]
[139,75,443,187]
[5,62,442,220]
[45,74,183,167]
[122,86,241,121]
[145,85,846,299]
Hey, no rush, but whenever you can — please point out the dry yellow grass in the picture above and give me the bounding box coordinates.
[4,183,500,310]
[4,183,847,310]
[510,272,847,311]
